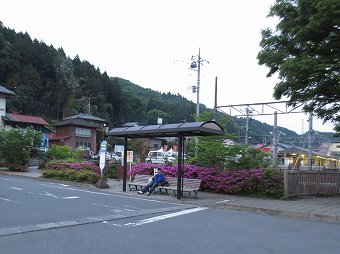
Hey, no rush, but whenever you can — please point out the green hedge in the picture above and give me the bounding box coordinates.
[42,169,100,184]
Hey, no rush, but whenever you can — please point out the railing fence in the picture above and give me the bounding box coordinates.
[284,170,340,197]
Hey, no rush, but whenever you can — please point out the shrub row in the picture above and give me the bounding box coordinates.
[42,169,100,184]
[42,161,101,184]
[130,163,283,198]
[45,161,101,175]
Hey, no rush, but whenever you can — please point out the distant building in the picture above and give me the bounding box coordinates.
[2,113,52,133]
[0,85,15,129]
[318,142,340,159]
[50,117,98,154]
[277,145,339,170]
[63,113,107,131]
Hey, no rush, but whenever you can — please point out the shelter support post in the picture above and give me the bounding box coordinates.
[123,137,128,192]
[177,134,183,200]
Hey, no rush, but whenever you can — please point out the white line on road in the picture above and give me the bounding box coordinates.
[40,183,194,207]
[216,200,231,203]
[0,197,12,202]
[10,187,23,190]
[124,207,209,227]
[62,196,79,199]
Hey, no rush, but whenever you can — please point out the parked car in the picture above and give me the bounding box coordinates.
[106,152,122,162]
[145,151,176,164]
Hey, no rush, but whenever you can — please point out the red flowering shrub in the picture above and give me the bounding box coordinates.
[45,161,100,175]
[130,163,283,198]
[42,161,101,184]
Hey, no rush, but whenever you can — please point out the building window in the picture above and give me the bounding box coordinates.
[76,141,91,150]
[75,128,91,137]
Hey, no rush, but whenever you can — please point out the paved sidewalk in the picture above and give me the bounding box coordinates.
[1,166,340,223]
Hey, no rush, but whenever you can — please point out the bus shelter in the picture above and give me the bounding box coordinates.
[106,121,224,199]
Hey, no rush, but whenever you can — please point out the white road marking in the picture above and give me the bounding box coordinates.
[60,184,70,187]
[0,197,12,202]
[124,207,208,227]
[41,183,193,207]
[62,196,79,199]
[42,191,60,199]
[0,178,15,181]
[216,200,231,203]
[92,203,135,212]
[10,187,23,190]
[30,191,79,200]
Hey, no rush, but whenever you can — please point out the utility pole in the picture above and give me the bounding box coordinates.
[272,111,278,166]
[190,48,208,157]
[190,48,209,120]
[213,76,218,121]
[196,48,201,119]
[245,107,252,144]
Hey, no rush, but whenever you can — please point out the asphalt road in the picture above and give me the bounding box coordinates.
[1,175,340,254]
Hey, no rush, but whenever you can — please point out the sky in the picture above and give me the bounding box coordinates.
[0,0,335,134]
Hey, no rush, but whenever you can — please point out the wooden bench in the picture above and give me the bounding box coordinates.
[128,174,202,199]
[128,174,151,191]
[159,177,202,199]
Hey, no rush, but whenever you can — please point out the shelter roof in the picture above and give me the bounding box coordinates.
[107,121,224,138]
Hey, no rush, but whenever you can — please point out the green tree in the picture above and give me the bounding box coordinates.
[225,145,270,170]
[0,128,42,170]
[194,136,228,168]
[144,109,170,125]
[257,0,340,133]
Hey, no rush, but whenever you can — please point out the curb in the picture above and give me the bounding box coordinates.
[216,202,339,223]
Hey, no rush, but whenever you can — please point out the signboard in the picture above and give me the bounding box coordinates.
[99,141,107,174]
[127,151,133,163]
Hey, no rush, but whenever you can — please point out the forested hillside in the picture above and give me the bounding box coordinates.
[0,22,336,146]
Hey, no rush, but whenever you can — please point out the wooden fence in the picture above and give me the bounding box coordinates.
[284,170,340,197]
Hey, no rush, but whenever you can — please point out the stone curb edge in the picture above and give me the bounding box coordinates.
[216,203,340,223]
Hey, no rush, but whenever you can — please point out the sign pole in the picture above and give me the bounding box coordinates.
[95,140,109,189]
[127,151,133,182]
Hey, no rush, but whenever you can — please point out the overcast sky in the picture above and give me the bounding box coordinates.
[0,0,335,134]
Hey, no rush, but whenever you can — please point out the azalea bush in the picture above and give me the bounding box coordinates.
[42,169,100,184]
[42,161,101,184]
[44,161,100,174]
[130,163,283,198]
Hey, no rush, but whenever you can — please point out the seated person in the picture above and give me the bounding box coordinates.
[137,168,164,196]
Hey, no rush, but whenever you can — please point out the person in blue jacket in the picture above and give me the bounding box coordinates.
[137,168,165,196]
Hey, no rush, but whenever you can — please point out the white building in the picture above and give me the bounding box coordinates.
[0,85,15,129]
